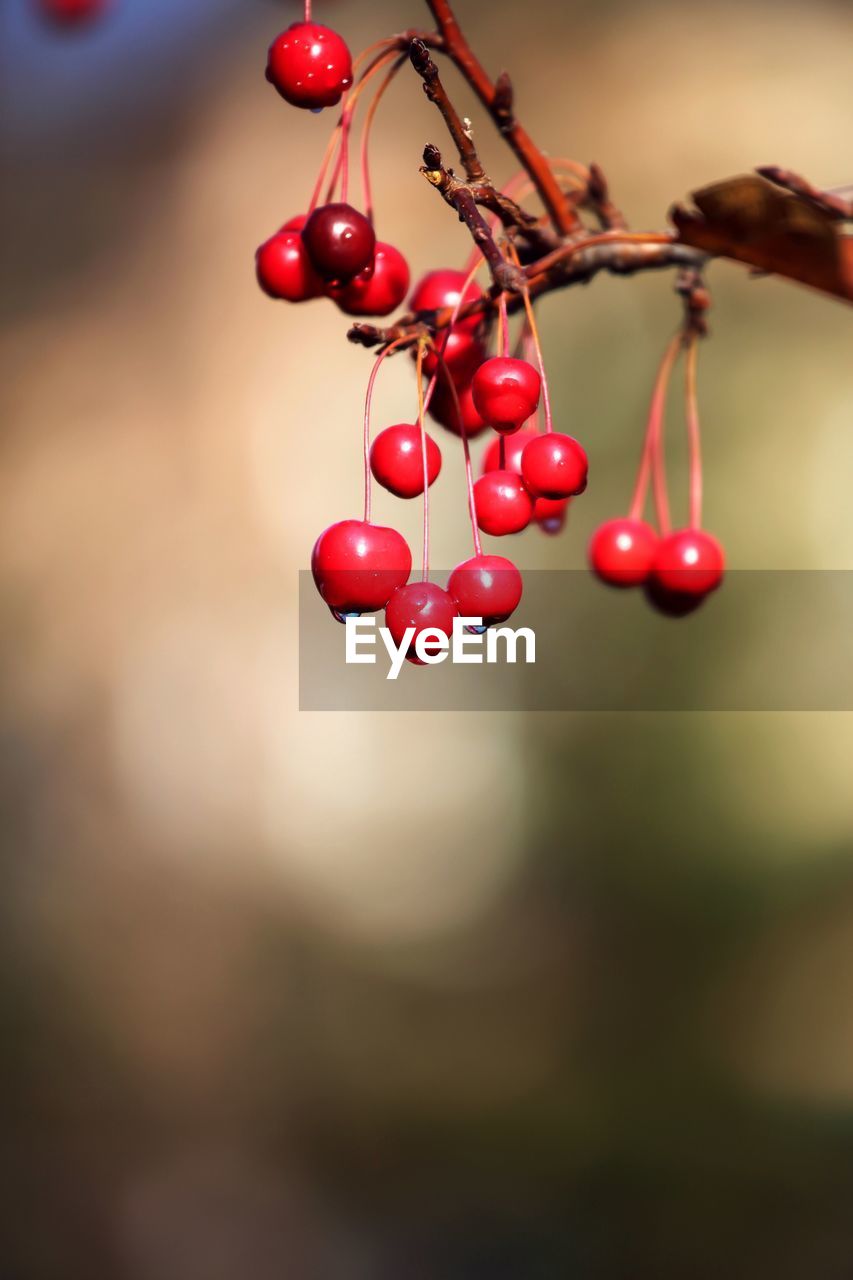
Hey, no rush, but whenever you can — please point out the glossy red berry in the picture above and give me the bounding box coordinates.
[588,518,658,586]
[534,496,571,535]
[385,581,459,665]
[521,432,588,498]
[448,555,523,627]
[409,269,482,333]
[473,471,533,536]
[266,22,353,110]
[370,424,441,499]
[329,242,410,316]
[481,427,539,476]
[38,0,110,24]
[255,225,322,302]
[651,529,725,597]
[421,330,485,386]
[311,520,412,618]
[472,357,541,433]
[302,203,375,282]
[427,380,489,439]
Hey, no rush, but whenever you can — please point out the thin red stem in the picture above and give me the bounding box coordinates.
[360,54,406,224]
[421,257,484,417]
[435,353,482,557]
[416,342,431,580]
[628,333,681,531]
[519,286,552,433]
[303,0,311,21]
[363,337,410,523]
[498,292,509,357]
[684,334,703,529]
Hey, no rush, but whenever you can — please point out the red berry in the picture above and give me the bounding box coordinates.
[385,581,459,665]
[588,518,658,586]
[302,203,375,282]
[472,357,541,433]
[421,330,485,386]
[521,432,588,498]
[329,242,410,317]
[473,471,533,536]
[311,520,411,618]
[409,269,482,332]
[651,529,725,597]
[255,225,322,302]
[370,424,441,499]
[427,381,489,439]
[448,555,523,627]
[266,22,353,110]
[534,496,570,535]
[38,0,110,24]
[481,427,539,476]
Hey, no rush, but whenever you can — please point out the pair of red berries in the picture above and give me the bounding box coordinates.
[482,430,571,535]
[589,519,725,603]
[475,428,588,536]
[266,22,353,111]
[257,208,409,316]
[312,522,523,641]
[384,555,523,663]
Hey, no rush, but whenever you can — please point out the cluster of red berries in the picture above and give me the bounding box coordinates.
[587,335,724,613]
[259,11,726,663]
[257,17,411,318]
[256,209,409,317]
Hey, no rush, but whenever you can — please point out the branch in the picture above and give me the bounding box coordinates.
[348,233,706,348]
[423,0,581,235]
[409,37,485,183]
[420,144,528,291]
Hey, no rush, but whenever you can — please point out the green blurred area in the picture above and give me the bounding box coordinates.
[2,0,853,1275]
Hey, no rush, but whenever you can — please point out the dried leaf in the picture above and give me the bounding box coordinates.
[671,174,853,303]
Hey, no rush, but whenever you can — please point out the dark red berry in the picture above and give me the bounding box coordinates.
[385,581,458,665]
[588,518,658,587]
[266,22,353,110]
[409,269,482,333]
[370,424,441,499]
[421,330,485,386]
[255,224,322,302]
[427,380,489,439]
[329,242,410,316]
[473,471,533,536]
[302,203,375,282]
[521,432,588,498]
[651,529,725,597]
[534,496,570,535]
[312,520,411,618]
[481,427,539,476]
[472,357,541,433]
[448,555,523,626]
[38,0,110,24]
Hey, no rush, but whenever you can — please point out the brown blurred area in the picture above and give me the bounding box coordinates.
[2,0,853,1275]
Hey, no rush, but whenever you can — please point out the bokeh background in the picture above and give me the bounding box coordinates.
[2,0,853,1274]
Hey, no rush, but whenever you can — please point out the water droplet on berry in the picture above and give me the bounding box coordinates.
[310,106,324,115]
[331,608,361,624]
[465,623,488,635]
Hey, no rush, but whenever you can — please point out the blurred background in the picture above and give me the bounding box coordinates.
[2,0,853,1274]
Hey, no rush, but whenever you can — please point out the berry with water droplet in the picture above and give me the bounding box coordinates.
[312,520,411,617]
[384,581,458,665]
[448,554,523,626]
[266,22,353,110]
